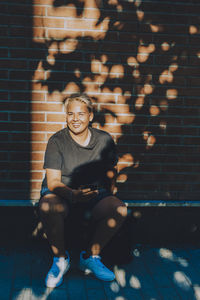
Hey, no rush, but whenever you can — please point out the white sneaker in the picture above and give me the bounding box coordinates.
[45,251,70,288]
[79,251,115,281]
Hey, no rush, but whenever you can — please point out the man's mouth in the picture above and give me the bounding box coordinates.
[72,123,81,128]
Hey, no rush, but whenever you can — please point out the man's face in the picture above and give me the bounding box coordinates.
[66,100,93,135]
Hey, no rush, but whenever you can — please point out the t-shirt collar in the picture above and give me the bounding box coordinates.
[65,127,96,149]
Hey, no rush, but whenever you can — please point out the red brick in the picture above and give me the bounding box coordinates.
[47,6,77,17]
[33,5,46,16]
[31,133,45,142]
[46,133,55,140]
[30,181,42,190]
[31,172,43,180]
[47,113,66,122]
[31,161,43,170]
[32,113,45,122]
[30,191,40,200]
[31,123,63,132]
[33,17,64,28]
[32,92,45,101]
[34,0,55,4]
[32,103,63,112]
[31,152,44,161]
[31,143,47,151]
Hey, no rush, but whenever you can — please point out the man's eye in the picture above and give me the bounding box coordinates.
[79,113,85,116]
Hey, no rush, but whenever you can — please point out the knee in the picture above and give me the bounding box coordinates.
[39,194,67,215]
[110,196,128,218]
[110,198,128,220]
[116,204,128,218]
[39,198,50,214]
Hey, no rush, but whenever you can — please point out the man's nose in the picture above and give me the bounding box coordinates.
[73,113,79,121]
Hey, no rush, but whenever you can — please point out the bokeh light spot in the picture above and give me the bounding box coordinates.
[150,105,160,116]
[166,89,178,99]
[127,56,138,67]
[189,25,198,34]
[129,275,141,289]
[161,42,170,51]
[136,10,144,21]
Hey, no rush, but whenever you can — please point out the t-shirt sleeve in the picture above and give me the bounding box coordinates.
[105,135,118,168]
[43,137,62,170]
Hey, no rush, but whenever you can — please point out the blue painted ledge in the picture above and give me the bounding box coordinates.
[0,199,200,207]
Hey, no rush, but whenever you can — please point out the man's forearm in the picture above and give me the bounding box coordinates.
[48,181,73,202]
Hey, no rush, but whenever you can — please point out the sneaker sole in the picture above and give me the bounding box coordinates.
[46,262,70,288]
[79,266,92,275]
[79,265,115,281]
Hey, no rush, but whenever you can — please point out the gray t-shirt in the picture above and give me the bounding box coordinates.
[42,127,118,190]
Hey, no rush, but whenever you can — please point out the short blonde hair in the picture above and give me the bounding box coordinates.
[64,93,93,113]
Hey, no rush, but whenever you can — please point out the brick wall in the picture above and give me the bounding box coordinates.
[1,0,200,202]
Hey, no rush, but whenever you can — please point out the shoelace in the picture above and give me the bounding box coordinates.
[92,256,106,269]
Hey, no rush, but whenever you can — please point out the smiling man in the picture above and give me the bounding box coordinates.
[39,93,127,288]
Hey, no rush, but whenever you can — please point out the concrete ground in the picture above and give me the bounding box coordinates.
[1,206,200,299]
[1,243,200,300]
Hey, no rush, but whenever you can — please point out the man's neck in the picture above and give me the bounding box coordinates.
[69,128,91,146]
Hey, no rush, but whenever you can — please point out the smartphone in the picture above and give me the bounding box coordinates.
[80,184,98,191]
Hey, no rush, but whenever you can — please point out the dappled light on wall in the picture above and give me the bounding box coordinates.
[30,0,200,201]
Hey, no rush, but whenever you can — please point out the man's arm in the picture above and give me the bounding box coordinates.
[46,168,98,203]
[46,168,73,200]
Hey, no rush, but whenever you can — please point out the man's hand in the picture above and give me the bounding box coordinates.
[46,169,99,204]
[72,188,98,204]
